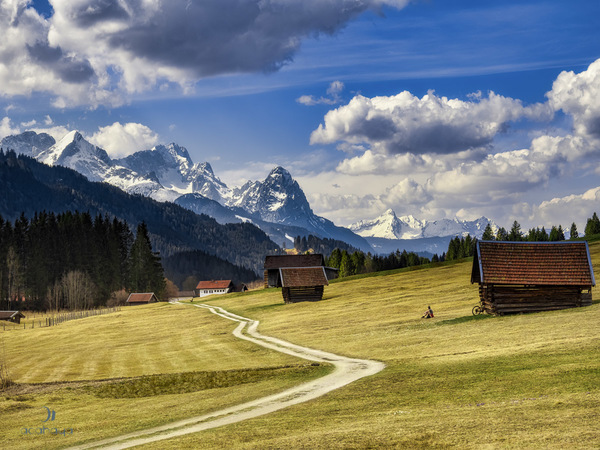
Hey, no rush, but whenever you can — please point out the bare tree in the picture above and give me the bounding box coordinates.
[6,247,22,308]
[60,271,96,310]
[46,280,63,312]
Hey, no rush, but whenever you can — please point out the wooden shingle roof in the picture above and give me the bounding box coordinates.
[0,311,25,320]
[196,280,233,290]
[279,267,329,287]
[126,293,158,303]
[264,254,325,270]
[472,241,595,286]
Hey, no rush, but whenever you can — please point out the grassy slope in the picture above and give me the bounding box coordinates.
[0,302,328,449]
[153,244,600,449]
[2,244,600,449]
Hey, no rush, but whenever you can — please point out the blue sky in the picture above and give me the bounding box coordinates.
[1,0,600,231]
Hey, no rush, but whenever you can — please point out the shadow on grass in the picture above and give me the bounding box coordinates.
[246,303,286,313]
[435,314,494,327]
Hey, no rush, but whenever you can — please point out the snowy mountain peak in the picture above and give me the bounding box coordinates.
[266,166,294,186]
[0,131,55,157]
[196,161,215,176]
[350,208,421,240]
[154,143,193,168]
[35,130,112,179]
[351,209,495,240]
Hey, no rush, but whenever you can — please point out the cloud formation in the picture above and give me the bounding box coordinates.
[297,81,345,106]
[90,122,159,158]
[303,59,600,229]
[0,0,408,107]
[547,58,600,140]
[311,90,552,154]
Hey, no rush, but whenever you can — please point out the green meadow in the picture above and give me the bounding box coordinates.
[2,243,600,448]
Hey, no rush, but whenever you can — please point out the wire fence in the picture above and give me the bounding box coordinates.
[1,307,121,331]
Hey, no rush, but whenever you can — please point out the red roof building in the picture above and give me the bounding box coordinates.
[472,241,595,314]
[195,280,234,297]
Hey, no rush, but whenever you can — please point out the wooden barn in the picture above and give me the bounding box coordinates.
[471,241,595,315]
[263,254,338,288]
[126,292,159,305]
[279,267,329,303]
[0,311,25,324]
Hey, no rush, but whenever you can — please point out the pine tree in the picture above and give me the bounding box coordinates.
[339,251,354,278]
[549,225,565,241]
[584,212,600,236]
[508,221,523,241]
[570,222,579,240]
[482,223,495,241]
[495,227,508,241]
[128,223,166,299]
[327,248,342,269]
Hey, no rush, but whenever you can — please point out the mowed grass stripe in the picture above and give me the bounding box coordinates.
[2,301,299,383]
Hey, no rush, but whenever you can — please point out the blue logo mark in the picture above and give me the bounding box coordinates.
[42,406,56,422]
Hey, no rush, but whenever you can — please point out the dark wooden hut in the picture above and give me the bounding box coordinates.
[0,311,25,324]
[263,254,337,288]
[279,267,329,303]
[471,241,595,315]
[126,292,159,305]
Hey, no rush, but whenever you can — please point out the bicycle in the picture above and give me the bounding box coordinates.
[472,303,486,315]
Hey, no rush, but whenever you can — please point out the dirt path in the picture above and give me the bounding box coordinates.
[72,303,385,449]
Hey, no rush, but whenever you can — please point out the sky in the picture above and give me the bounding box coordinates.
[1,0,600,232]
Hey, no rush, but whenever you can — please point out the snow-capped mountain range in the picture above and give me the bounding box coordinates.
[1,130,495,254]
[350,209,496,240]
[0,130,370,250]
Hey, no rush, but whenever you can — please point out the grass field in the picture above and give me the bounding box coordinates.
[2,243,600,448]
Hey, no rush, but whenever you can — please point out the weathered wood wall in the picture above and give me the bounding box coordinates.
[282,286,324,303]
[479,284,592,315]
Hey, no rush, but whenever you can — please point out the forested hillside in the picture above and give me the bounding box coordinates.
[163,250,259,290]
[0,150,279,273]
[0,212,165,310]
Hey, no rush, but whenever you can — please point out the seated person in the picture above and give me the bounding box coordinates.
[422,306,434,319]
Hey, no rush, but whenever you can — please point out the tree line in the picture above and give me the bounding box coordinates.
[320,212,600,275]
[443,212,600,262]
[480,213,600,243]
[0,149,278,274]
[293,235,357,255]
[325,248,431,278]
[0,211,165,311]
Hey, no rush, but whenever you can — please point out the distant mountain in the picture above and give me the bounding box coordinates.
[1,131,372,252]
[0,131,55,157]
[0,150,278,274]
[350,209,423,240]
[351,209,496,240]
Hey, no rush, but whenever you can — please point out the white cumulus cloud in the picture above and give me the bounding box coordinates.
[297,80,345,106]
[311,90,552,155]
[90,122,159,158]
[548,58,600,140]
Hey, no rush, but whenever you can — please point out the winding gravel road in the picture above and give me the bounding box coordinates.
[73,302,385,449]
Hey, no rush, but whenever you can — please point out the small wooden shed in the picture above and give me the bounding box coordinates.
[0,311,25,324]
[471,241,595,314]
[126,292,159,305]
[279,267,329,303]
[263,254,337,288]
